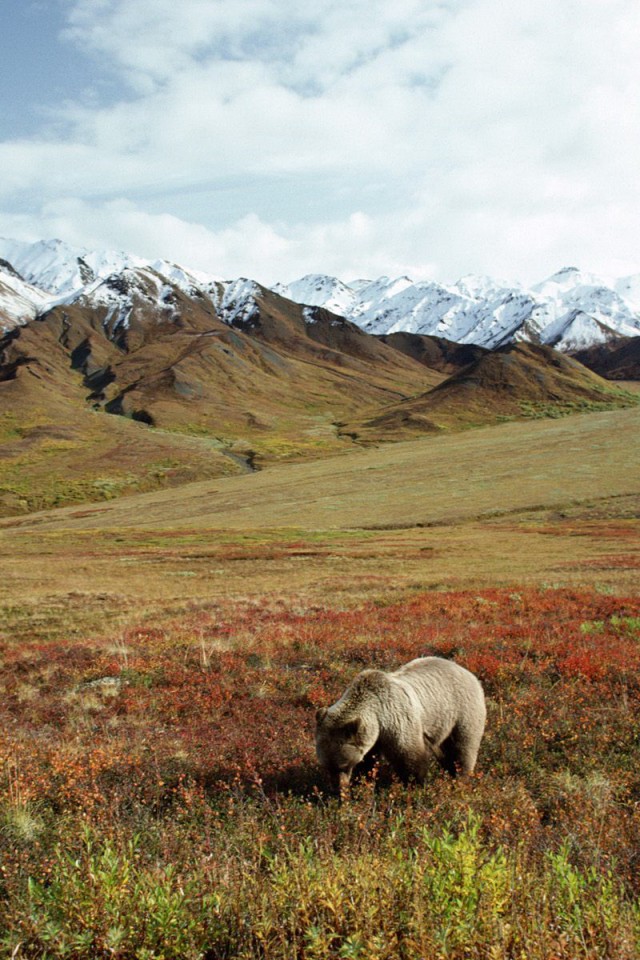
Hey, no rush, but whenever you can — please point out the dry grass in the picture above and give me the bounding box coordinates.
[0,407,638,643]
[5,405,637,534]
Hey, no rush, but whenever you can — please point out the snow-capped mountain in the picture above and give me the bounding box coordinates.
[277,268,640,351]
[0,237,222,301]
[0,237,284,341]
[0,258,51,325]
[272,274,358,316]
[0,237,225,335]
[0,237,145,299]
[1,236,640,352]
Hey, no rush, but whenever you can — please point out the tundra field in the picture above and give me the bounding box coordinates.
[1,409,640,959]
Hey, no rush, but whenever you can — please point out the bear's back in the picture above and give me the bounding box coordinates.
[393,657,484,704]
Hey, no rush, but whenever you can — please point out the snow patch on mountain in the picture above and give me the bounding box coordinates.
[0,237,146,299]
[274,274,357,316]
[214,278,262,328]
[148,259,223,299]
[615,274,640,313]
[0,265,51,329]
[452,274,517,301]
[72,267,188,333]
[541,311,617,352]
[349,276,415,321]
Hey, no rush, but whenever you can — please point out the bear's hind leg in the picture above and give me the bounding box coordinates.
[424,733,463,777]
[436,735,461,777]
[431,725,479,778]
[447,723,482,777]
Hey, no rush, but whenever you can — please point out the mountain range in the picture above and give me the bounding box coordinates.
[0,236,638,516]
[275,269,640,353]
[3,237,640,353]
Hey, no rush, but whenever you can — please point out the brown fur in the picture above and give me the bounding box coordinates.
[315,656,486,793]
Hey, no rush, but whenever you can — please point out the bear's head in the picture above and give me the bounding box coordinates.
[315,708,372,795]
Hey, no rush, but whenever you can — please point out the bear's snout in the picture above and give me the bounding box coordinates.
[325,767,352,794]
[336,770,352,797]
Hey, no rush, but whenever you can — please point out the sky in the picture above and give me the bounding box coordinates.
[1,0,640,285]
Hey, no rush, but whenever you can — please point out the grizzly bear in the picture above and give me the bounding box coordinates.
[315,656,486,794]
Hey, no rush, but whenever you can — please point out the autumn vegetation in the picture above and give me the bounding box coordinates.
[3,223,640,958]
[1,582,640,959]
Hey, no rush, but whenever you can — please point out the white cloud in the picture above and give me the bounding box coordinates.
[0,198,441,284]
[2,0,640,284]
[63,0,449,94]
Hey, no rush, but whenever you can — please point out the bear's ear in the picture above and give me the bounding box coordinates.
[316,707,328,725]
[341,718,361,740]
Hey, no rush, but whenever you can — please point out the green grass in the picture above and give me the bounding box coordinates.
[518,393,639,420]
[6,405,638,534]
[9,807,636,960]
[0,409,245,516]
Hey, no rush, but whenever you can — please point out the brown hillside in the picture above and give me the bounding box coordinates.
[229,286,441,381]
[377,331,488,374]
[72,286,441,439]
[0,305,256,516]
[1,283,440,438]
[340,341,638,442]
[0,281,441,513]
[571,336,640,381]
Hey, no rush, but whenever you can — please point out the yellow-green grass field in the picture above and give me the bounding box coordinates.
[2,407,638,634]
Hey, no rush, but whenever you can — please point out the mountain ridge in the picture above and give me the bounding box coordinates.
[2,237,640,352]
[276,268,640,351]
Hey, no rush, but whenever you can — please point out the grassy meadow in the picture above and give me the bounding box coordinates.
[1,408,640,958]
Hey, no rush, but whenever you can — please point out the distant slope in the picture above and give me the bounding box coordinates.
[340,342,638,442]
[377,331,488,374]
[0,275,439,515]
[571,336,640,381]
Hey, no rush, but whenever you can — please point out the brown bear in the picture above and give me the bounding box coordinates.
[315,656,486,794]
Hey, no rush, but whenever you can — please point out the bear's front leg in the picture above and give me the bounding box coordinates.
[403,749,432,783]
